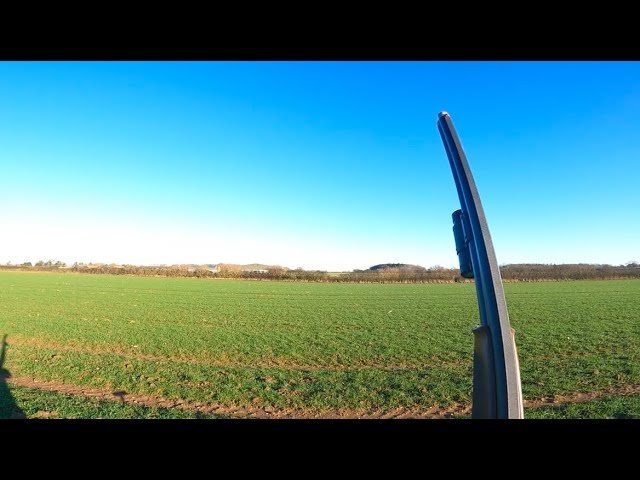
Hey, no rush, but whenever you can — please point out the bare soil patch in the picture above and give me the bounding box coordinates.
[9,375,637,419]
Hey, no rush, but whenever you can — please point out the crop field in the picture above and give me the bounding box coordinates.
[0,271,638,419]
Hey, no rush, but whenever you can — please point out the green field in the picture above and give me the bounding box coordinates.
[1,271,638,419]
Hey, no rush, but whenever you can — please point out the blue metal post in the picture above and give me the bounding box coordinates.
[437,111,524,419]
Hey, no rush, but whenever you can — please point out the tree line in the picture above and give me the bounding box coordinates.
[1,261,639,283]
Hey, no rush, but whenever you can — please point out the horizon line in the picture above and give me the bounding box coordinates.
[3,259,638,272]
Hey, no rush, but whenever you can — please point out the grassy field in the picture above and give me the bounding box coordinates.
[0,271,638,419]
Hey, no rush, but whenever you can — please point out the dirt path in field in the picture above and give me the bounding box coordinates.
[522,384,640,408]
[5,375,468,418]
[6,335,466,371]
[5,375,640,419]
[9,335,624,372]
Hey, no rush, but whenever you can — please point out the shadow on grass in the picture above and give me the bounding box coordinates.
[0,335,26,419]
[612,411,634,419]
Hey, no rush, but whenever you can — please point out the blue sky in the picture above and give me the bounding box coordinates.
[0,61,638,271]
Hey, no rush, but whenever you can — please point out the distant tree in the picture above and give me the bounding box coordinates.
[268,266,286,276]
[217,264,242,277]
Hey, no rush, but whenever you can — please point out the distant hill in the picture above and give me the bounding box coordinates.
[215,263,290,273]
[368,263,427,272]
[240,263,289,271]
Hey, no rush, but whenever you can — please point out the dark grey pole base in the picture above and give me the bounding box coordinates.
[472,326,523,418]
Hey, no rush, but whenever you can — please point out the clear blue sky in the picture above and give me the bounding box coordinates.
[1,61,638,271]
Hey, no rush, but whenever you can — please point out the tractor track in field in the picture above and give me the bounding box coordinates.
[4,374,640,419]
[522,384,640,409]
[6,335,467,372]
[4,375,471,419]
[9,336,632,373]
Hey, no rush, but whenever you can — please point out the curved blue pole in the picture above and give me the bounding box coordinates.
[437,112,524,419]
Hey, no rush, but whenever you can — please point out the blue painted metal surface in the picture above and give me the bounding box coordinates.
[437,112,524,419]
